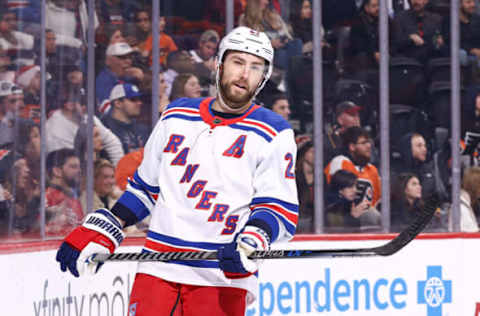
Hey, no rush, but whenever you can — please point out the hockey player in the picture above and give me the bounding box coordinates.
[55,26,299,315]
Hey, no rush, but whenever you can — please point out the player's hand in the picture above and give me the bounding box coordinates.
[55,209,125,277]
[217,225,270,279]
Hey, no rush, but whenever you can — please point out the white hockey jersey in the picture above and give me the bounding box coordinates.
[115,97,299,301]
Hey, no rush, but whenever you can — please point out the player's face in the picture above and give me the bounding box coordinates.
[220,51,265,110]
[405,176,422,201]
[411,135,427,162]
[272,99,291,120]
[94,166,115,197]
[183,75,202,98]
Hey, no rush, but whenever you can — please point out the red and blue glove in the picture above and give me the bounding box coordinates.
[217,225,270,279]
[56,209,125,277]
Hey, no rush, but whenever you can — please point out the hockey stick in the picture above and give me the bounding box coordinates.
[91,195,438,263]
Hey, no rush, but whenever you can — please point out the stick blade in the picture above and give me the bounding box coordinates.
[373,194,439,256]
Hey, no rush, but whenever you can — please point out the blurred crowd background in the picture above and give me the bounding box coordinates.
[1,0,480,241]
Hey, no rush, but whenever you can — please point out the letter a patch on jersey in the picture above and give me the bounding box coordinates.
[129,303,137,316]
[223,135,246,158]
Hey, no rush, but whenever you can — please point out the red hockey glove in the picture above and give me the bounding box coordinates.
[55,209,125,277]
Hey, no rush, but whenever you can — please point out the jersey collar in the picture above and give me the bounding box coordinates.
[199,97,260,128]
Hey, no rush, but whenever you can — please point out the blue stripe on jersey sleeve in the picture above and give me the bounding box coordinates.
[230,124,272,142]
[128,178,155,205]
[251,197,299,213]
[248,209,280,242]
[134,171,159,193]
[147,231,227,250]
[116,191,151,221]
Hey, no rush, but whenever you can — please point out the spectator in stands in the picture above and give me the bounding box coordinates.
[239,0,303,71]
[96,0,139,26]
[45,148,83,237]
[350,0,380,72]
[390,172,446,232]
[387,0,411,19]
[46,88,85,153]
[267,93,291,121]
[457,166,480,232]
[325,169,380,231]
[0,47,15,82]
[132,9,151,48]
[391,0,444,64]
[46,88,124,165]
[157,71,169,114]
[325,126,382,208]
[4,0,41,31]
[10,156,40,235]
[42,29,83,81]
[324,101,362,165]
[96,42,145,114]
[295,140,314,233]
[392,132,446,199]
[163,50,199,97]
[0,81,26,148]
[80,159,119,212]
[442,0,480,71]
[0,9,35,67]
[16,119,40,179]
[74,125,108,166]
[16,65,41,107]
[169,73,202,102]
[46,0,99,48]
[390,172,424,232]
[188,29,219,96]
[0,149,13,236]
[189,30,219,65]
[289,0,313,54]
[139,15,178,68]
[101,83,150,154]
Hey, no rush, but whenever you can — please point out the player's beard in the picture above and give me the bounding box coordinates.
[219,76,257,110]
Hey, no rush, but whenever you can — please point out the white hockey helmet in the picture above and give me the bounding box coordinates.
[216,26,274,97]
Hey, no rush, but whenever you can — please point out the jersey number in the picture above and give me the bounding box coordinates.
[284,153,295,179]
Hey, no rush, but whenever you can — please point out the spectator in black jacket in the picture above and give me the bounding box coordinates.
[392,132,446,199]
[391,0,444,64]
[325,169,380,232]
[442,0,480,69]
[101,83,150,154]
[350,0,380,72]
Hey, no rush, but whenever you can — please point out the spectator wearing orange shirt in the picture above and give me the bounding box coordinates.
[324,126,381,207]
[138,13,177,68]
